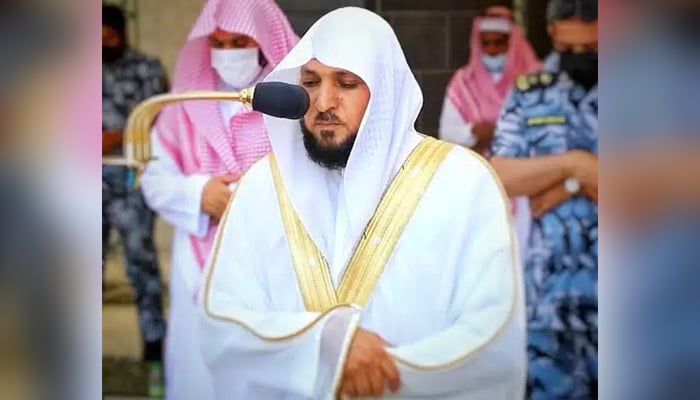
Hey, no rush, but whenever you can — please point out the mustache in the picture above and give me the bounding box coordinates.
[315,112,341,123]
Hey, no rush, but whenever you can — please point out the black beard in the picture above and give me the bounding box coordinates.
[102,45,125,64]
[299,119,356,171]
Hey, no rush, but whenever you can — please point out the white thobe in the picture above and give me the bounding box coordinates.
[199,141,526,399]
[140,133,216,400]
[140,74,261,399]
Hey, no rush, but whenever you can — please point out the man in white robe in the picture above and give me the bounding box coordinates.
[139,1,297,399]
[199,7,526,399]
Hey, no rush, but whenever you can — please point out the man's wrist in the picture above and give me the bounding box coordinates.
[561,151,578,179]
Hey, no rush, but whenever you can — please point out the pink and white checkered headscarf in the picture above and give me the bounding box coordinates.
[446,17,540,124]
[446,17,538,240]
[155,0,298,269]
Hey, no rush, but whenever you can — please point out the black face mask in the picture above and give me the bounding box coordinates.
[299,119,356,171]
[559,50,598,90]
[102,45,125,64]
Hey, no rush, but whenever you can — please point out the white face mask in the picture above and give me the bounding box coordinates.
[211,47,263,88]
[481,53,506,72]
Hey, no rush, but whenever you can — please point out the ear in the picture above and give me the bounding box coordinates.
[547,23,555,38]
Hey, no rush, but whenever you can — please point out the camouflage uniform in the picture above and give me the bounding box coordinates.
[103,48,167,345]
[492,53,598,399]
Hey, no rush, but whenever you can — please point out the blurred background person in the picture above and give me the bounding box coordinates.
[490,0,598,398]
[139,0,298,398]
[439,13,539,155]
[602,0,700,398]
[0,1,100,399]
[439,8,539,262]
[102,3,168,395]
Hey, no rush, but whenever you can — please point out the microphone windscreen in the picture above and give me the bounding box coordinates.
[252,82,310,119]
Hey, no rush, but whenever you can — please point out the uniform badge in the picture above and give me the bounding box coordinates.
[526,115,567,126]
[516,75,530,91]
[539,72,553,86]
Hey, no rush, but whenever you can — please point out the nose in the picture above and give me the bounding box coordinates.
[315,83,339,112]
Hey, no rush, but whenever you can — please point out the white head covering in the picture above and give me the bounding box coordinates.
[262,7,423,260]
[479,17,512,34]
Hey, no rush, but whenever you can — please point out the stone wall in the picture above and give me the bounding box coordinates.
[133,0,207,79]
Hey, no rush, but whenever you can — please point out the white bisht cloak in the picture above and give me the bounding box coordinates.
[198,7,526,400]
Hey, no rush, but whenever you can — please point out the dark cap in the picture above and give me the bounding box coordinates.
[102,4,126,33]
[547,0,598,23]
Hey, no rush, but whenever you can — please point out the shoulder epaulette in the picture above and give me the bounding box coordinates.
[515,71,557,92]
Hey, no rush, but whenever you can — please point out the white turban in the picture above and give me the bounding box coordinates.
[479,16,512,34]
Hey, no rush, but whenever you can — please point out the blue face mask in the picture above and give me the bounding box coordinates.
[481,53,506,71]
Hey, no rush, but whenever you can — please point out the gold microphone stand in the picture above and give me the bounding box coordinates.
[102,87,255,187]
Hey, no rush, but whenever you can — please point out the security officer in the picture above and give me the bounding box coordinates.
[102,5,167,389]
[490,0,598,398]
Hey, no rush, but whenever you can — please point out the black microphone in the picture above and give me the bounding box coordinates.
[251,82,310,119]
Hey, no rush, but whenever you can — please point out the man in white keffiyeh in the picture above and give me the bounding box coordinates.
[199,7,526,399]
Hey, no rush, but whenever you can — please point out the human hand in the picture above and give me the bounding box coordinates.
[339,328,400,398]
[201,173,240,221]
[471,122,496,154]
[102,130,123,155]
[472,122,496,141]
[530,183,571,217]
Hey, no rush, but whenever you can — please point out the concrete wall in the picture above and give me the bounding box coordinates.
[120,0,547,137]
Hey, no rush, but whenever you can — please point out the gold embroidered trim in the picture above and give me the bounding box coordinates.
[202,159,360,341]
[270,155,338,312]
[336,137,454,306]
[271,136,453,311]
[203,143,520,367]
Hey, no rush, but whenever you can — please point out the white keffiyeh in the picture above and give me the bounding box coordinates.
[262,7,424,267]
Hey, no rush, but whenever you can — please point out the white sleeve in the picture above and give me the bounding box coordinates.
[198,172,361,399]
[140,130,211,237]
[438,97,477,148]
[387,162,526,399]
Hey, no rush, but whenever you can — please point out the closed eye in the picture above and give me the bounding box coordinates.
[301,80,320,88]
[339,81,359,89]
